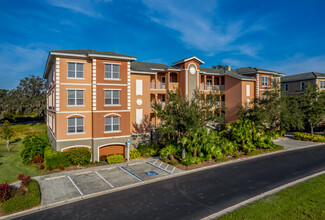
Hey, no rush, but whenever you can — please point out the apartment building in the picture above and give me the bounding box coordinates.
[44,49,283,161]
[281,72,325,94]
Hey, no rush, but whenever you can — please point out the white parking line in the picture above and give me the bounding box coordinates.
[165,164,169,170]
[158,162,163,168]
[100,167,116,171]
[74,171,92,176]
[67,176,83,196]
[171,167,176,174]
[153,160,157,165]
[44,175,65,181]
[128,162,143,166]
[95,171,114,188]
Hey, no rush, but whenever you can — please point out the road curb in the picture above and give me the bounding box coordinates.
[1,143,324,220]
[201,170,325,220]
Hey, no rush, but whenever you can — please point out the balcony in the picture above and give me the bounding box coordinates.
[214,85,225,91]
[150,82,156,89]
[169,82,179,90]
[150,101,165,109]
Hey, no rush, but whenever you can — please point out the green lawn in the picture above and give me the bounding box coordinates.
[219,174,325,219]
[0,123,46,183]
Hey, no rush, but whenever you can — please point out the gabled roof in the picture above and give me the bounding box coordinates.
[130,61,180,74]
[281,72,325,83]
[50,49,137,59]
[235,67,284,76]
[172,56,205,65]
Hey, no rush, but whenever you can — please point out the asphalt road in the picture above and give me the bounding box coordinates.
[18,145,325,220]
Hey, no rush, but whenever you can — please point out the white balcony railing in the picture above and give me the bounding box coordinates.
[150,82,156,89]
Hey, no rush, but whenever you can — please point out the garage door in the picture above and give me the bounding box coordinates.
[99,145,125,161]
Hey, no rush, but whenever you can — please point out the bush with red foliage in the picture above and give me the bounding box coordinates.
[17,174,31,188]
[59,165,64,170]
[32,154,44,164]
[39,164,44,170]
[0,183,11,203]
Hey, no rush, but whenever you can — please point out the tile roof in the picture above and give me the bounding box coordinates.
[50,49,137,59]
[200,67,222,75]
[131,61,179,73]
[235,67,284,75]
[281,72,325,82]
[226,70,256,81]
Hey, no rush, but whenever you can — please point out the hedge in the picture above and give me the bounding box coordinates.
[293,132,325,142]
[0,180,40,214]
[106,154,124,164]
[44,146,70,169]
[66,148,91,166]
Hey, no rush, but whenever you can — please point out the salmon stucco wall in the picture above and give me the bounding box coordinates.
[224,76,243,123]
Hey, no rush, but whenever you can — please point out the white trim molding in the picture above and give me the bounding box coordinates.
[92,59,97,111]
[66,114,85,118]
[104,113,122,117]
[60,145,91,152]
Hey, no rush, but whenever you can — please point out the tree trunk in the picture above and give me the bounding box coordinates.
[182,146,186,159]
[311,124,314,136]
[170,153,175,161]
[193,148,197,157]
[6,139,10,151]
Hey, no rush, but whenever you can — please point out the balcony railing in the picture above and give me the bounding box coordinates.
[150,101,165,109]
[169,82,178,90]
[150,82,156,89]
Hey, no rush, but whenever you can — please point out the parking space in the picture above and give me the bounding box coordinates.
[36,159,182,206]
[39,176,81,205]
[97,167,139,187]
[69,171,112,195]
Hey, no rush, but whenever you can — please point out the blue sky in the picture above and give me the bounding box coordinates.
[1,0,325,89]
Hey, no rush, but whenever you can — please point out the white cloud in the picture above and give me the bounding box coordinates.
[221,58,248,68]
[0,44,48,89]
[142,0,264,56]
[46,0,112,18]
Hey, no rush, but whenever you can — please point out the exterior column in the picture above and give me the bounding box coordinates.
[212,76,215,90]
[167,72,170,90]
[155,74,158,89]
[204,75,207,90]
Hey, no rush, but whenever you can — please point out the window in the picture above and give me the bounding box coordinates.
[105,116,120,132]
[136,109,143,124]
[68,90,84,106]
[68,63,84,78]
[207,79,212,88]
[246,85,250,96]
[68,117,84,133]
[136,80,143,95]
[320,81,325,89]
[49,114,52,129]
[262,76,268,87]
[105,64,119,79]
[284,84,289,91]
[105,90,120,105]
[300,81,306,90]
[161,94,166,103]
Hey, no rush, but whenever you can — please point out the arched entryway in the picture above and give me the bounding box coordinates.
[98,144,125,161]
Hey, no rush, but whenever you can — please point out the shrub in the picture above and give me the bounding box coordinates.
[130,149,141,159]
[216,157,228,162]
[106,154,124,164]
[39,164,44,170]
[65,148,91,166]
[293,132,325,142]
[21,134,49,164]
[59,165,64,170]
[169,161,179,166]
[99,155,107,162]
[0,183,11,203]
[181,155,201,166]
[138,144,160,157]
[267,144,284,152]
[32,154,44,164]
[44,146,70,169]
[21,176,31,188]
[246,150,264,156]
[0,180,41,214]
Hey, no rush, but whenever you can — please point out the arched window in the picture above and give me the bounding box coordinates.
[67,115,85,134]
[105,116,120,132]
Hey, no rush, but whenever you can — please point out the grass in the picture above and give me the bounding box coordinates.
[219,174,325,219]
[0,123,46,183]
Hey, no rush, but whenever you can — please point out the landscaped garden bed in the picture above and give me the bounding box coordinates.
[293,132,325,142]
[0,174,41,215]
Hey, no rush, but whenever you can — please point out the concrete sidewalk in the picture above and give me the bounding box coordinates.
[273,136,323,150]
